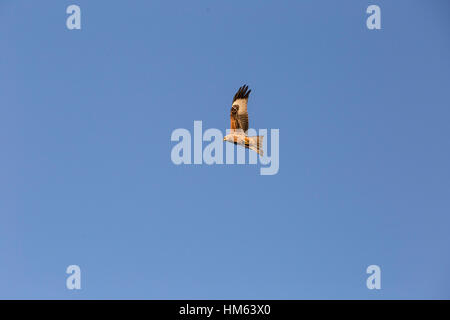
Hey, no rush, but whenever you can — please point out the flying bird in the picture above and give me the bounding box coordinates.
[224,85,264,156]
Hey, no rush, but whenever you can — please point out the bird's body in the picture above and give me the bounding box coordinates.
[223,131,264,156]
[223,85,264,156]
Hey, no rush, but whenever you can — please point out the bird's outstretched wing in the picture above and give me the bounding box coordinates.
[230,85,251,133]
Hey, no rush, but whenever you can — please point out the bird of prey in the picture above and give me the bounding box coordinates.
[223,85,264,156]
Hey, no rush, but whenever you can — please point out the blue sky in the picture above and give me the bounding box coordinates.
[1,0,449,299]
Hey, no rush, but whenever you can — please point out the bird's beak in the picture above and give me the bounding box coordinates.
[223,137,226,141]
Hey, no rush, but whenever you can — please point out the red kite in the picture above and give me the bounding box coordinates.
[224,85,264,156]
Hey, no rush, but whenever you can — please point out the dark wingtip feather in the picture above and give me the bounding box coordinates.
[233,84,251,103]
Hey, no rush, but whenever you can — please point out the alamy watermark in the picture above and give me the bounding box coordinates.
[170,121,279,175]
[66,5,81,30]
[366,5,381,30]
[366,265,381,290]
[66,265,81,290]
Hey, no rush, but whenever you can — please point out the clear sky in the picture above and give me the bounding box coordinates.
[1,0,449,299]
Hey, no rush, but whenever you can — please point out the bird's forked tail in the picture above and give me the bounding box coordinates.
[247,135,264,156]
